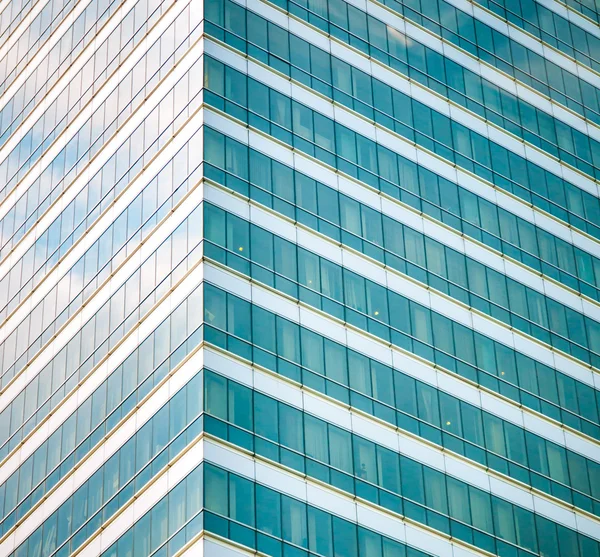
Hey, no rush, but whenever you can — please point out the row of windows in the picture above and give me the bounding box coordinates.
[205,321,600,518]
[202,463,434,557]
[205,362,600,515]
[203,202,600,430]
[0,0,138,153]
[207,0,600,225]
[100,464,205,557]
[0,134,197,393]
[562,0,600,24]
[8,364,204,557]
[0,3,198,270]
[475,0,600,71]
[0,0,185,250]
[0,94,202,393]
[207,0,600,227]
[0,193,201,465]
[250,0,600,188]
[0,0,74,96]
[203,131,600,313]
[203,274,600,441]
[203,61,600,304]
[0,0,37,51]
[482,0,599,69]
[0,51,203,330]
[0,276,203,536]
[0,0,121,160]
[204,129,600,369]
[375,0,600,124]
[202,283,600,509]
[203,371,600,557]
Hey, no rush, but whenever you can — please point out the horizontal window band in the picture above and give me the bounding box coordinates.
[252,0,600,150]
[364,0,600,125]
[203,118,600,323]
[466,0,600,72]
[0,70,204,398]
[1,353,205,557]
[0,183,204,467]
[202,337,600,517]
[521,0,600,38]
[201,441,600,557]
[544,0,600,30]
[203,53,600,306]
[441,0,600,79]
[234,0,600,192]
[204,7,600,243]
[203,239,600,438]
[0,0,189,260]
[202,197,599,390]
[201,271,600,508]
[201,262,600,449]
[202,128,600,372]
[0,208,203,533]
[200,362,600,548]
[0,0,199,279]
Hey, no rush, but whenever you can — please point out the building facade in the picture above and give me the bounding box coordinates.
[0,0,599,555]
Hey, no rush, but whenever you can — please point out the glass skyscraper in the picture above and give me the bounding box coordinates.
[0,0,599,554]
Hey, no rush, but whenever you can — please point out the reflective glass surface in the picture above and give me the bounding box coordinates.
[202,370,600,557]
[203,129,600,368]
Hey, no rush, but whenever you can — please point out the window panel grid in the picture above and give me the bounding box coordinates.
[101,470,205,557]
[474,0,600,72]
[0,4,199,269]
[209,0,600,188]
[0,0,122,163]
[204,55,600,304]
[0,0,76,96]
[0,100,203,393]
[0,0,40,51]
[203,7,600,239]
[202,224,600,437]
[561,0,600,25]
[202,285,600,513]
[205,71,600,367]
[0,0,183,253]
[7,364,204,557]
[203,128,600,372]
[0,205,203,534]
[200,378,596,557]
[354,0,600,125]
[0,183,202,465]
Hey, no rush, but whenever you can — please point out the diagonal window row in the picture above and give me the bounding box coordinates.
[203,218,600,440]
[203,129,600,371]
[474,0,600,73]
[0,136,201,462]
[240,0,600,185]
[202,370,600,557]
[0,0,183,249]
[0,252,203,536]
[204,53,600,301]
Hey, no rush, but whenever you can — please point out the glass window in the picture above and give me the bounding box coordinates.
[229,473,255,526]
[282,495,308,548]
[304,414,328,463]
[329,425,353,473]
[308,507,333,556]
[257,485,281,537]
[333,516,357,557]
